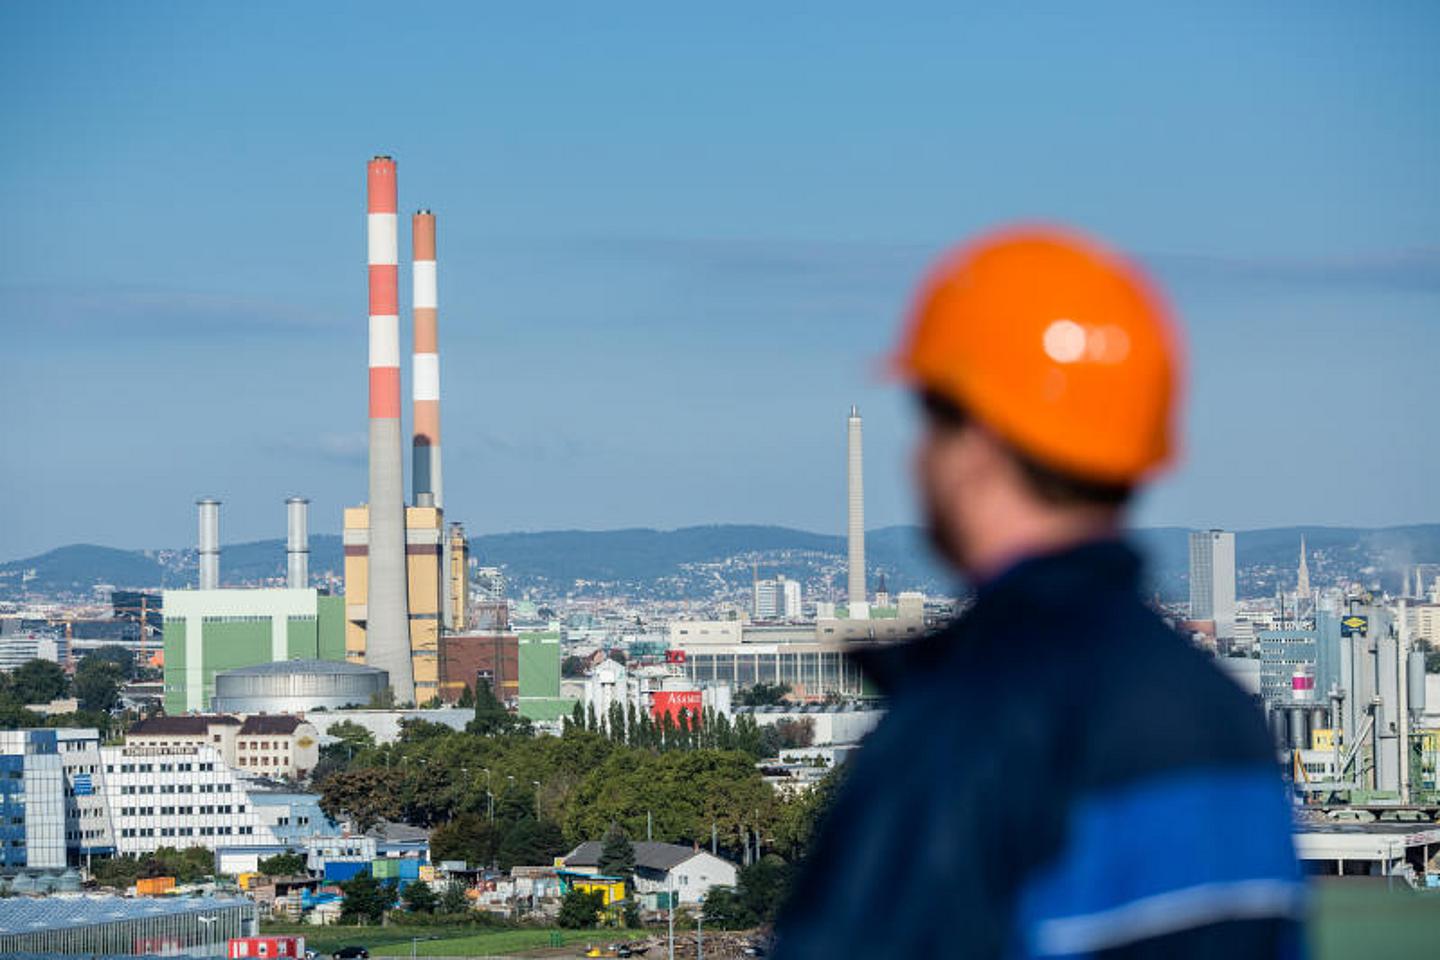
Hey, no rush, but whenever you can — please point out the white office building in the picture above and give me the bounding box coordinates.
[753,576,803,621]
[100,743,278,856]
[1190,529,1237,640]
[55,728,116,860]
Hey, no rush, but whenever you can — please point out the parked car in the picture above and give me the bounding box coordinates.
[333,947,369,960]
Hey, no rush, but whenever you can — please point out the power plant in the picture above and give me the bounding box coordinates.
[163,155,471,710]
[343,157,469,706]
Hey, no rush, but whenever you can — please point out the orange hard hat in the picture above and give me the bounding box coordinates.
[893,225,1182,484]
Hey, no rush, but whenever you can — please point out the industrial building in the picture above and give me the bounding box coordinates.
[160,159,476,713]
[162,496,350,713]
[437,629,519,704]
[0,895,254,957]
[211,659,389,713]
[343,171,472,705]
[163,586,346,714]
[667,597,925,699]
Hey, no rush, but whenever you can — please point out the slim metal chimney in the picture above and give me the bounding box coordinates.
[197,498,220,590]
[412,209,442,511]
[365,155,415,702]
[847,405,868,617]
[286,497,310,589]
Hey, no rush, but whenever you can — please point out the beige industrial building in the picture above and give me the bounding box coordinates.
[344,506,469,706]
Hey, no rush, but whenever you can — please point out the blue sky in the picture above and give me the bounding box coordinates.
[1,1,1436,560]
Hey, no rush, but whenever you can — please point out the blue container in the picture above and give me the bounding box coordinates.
[398,859,420,880]
[324,860,369,883]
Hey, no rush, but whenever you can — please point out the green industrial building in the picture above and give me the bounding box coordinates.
[516,630,575,721]
[163,588,346,713]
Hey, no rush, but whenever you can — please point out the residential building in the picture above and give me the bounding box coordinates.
[1189,529,1237,640]
[235,715,320,780]
[126,715,243,767]
[563,841,737,906]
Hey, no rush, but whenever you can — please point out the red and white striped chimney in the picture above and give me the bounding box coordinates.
[412,210,442,510]
[365,155,414,702]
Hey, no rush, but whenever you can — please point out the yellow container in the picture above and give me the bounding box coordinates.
[137,877,176,896]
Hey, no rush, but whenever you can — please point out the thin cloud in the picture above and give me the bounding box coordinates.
[0,283,342,340]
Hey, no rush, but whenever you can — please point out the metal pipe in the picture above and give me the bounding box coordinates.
[366,155,415,703]
[197,498,220,590]
[286,496,309,589]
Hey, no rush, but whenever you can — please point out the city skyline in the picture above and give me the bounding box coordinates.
[3,2,1438,561]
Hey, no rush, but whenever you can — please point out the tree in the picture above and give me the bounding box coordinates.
[496,817,565,871]
[258,851,307,876]
[738,682,791,707]
[430,813,501,868]
[598,823,635,889]
[562,655,588,678]
[11,659,67,704]
[340,872,396,924]
[456,685,476,708]
[468,679,516,737]
[88,644,137,680]
[439,879,470,915]
[557,888,606,929]
[73,656,124,712]
[329,719,377,752]
[319,768,401,832]
[401,878,438,913]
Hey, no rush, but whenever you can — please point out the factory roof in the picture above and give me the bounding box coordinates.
[128,714,239,735]
[219,658,386,677]
[0,894,251,934]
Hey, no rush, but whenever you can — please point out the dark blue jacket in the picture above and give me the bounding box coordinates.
[775,541,1304,959]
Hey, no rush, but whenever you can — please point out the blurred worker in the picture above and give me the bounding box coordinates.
[776,228,1303,958]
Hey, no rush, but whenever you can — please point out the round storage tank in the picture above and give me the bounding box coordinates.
[211,659,389,713]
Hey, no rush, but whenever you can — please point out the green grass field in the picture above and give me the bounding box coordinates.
[260,922,646,957]
[1309,881,1440,958]
[265,883,1440,958]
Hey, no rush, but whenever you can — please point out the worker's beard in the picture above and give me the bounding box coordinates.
[920,474,969,575]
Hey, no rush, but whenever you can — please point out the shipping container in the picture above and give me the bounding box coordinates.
[136,877,176,896]
[323,861,369,883]
[228,936,305,959]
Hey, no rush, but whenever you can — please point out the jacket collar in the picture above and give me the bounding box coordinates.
[858,538,1142,694]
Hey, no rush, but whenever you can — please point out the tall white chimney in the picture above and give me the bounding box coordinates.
[197,498,220,590]
[286,497,310,589]
[847,406,868,618]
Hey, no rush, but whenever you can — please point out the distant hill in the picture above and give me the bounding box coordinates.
[2,524,1437,603]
